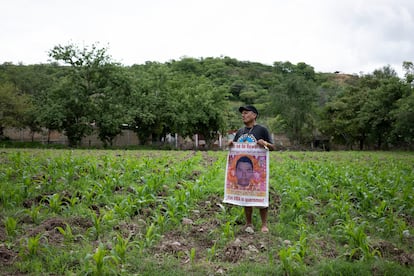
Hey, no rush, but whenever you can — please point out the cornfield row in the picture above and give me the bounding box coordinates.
[0,149,413,275]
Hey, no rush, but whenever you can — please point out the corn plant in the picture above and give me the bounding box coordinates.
[21,173,32,200]
[64,194,79,208]
[25,205,42,224]
[152,211,168,233]
[295,232,308,262]
[3,216,18,238]
[370,199,388,219]
[56,223,76,243]
[206,243,217,262]
[46,193,64,213]
[190,248,196,264]
[81,189,96,205]
[142,174,164,195]
[89,211,106,240]
[165,196,180,225]
[395,218,410,241]
[326,192,353,224]
[21,233,43,258]
[278,244,304,275]
[0,189,12,209]
[135,193,156,212]
[336,219,379,260]
[136,222,160,254]
[111,233,135,264]
[144,223,158,247]
[216,204,243,225]
[174,189,190,214]
[221,221,235,241]
[102,209,115,227]
[112,197,136,219]
[91,182,107,202]
[84,243,117,276]
[101,173,119,194]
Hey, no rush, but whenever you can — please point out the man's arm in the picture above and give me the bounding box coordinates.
[257,139,275,151]
[259,126,275,151]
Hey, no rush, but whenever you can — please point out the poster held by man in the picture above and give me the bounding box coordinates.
[223,142,269,207]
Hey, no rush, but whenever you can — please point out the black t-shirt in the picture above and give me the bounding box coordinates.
[233,124,273,144]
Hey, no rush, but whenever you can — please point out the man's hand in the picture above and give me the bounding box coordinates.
[257,139,273,150]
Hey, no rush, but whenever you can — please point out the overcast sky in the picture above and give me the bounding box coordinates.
[1,0,413,76]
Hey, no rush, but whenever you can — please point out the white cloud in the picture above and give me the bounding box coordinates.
[1,0,413,76]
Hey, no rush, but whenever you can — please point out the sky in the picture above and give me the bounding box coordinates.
[1,0,413,77]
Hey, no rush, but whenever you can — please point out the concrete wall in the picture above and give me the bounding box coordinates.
[4,128,68,144]
[3,127,291,149]
[4,127,139,147]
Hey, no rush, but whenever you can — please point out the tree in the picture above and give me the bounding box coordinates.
[48,43,124,147]
[402,61,414,84]
[320,85,370,149]
[36,90,65,143]
[239,84,267,105]
[91,65,133,147]
[269,73,318,144]
[127,59,230,148]
[359,74,408,149]
[320,65,410,150]
[0,83,31,139]
[0,63,62,140]
[391,92,414,147]
[128,62,175,145]
[175,77,229,148]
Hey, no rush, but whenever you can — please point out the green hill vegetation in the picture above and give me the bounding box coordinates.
[1,43,413,149]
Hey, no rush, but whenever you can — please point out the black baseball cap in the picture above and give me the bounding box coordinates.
[239,105,258,115]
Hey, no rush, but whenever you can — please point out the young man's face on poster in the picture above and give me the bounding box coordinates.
[236,159,254,187]
[224,143,269,207]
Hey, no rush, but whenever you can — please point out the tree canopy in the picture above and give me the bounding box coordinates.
[1,43,413,150]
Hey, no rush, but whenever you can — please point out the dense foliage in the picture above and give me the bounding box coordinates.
[1,43,413,149]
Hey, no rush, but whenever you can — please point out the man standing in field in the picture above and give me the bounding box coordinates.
[228,105,274,233]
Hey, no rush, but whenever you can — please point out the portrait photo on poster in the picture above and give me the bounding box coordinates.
[223,143,269,207]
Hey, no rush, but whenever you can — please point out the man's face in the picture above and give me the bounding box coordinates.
[241,110,257,125]
[236,161,254,186]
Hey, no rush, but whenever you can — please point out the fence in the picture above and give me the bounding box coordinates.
[3,127,291,150]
